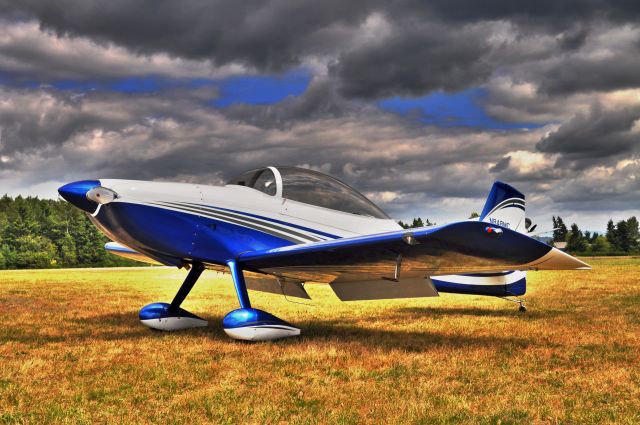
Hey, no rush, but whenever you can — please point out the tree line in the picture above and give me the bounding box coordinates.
[398,217,435,229]
[0,195,139,269]
[552,215,639,255]
[400,214,640,254]
[0,195,637,270]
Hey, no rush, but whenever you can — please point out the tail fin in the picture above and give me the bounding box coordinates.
[480,181,526,232]
[432,182,528,298]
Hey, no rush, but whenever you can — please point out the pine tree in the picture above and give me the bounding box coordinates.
[553,216,568,242]
[0,244,15,269]
[566,223,587,252]
[606,219,617,248]
[591,235,612,253]
[14,235,57,269]
[626,216,639,252]
[59,233,78,266]
[615,220,630,252]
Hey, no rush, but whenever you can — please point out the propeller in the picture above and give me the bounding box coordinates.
[524,217,541,234]
[528,227,560,237]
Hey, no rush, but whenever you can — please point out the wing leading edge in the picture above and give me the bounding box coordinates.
[104,242,162,265]
[238,221,590,284]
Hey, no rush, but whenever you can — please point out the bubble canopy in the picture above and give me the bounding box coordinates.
[227,166,390,219]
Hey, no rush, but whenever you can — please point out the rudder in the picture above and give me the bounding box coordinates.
[480,181,525,232]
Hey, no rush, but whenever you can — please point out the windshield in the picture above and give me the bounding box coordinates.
[277,167,389,219]
[227,166,389,219]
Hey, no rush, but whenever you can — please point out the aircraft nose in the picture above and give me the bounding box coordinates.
[58,180,101,213]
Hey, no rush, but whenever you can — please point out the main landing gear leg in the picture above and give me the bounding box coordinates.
[501,296,527,313]
[223,259,300,341]
[139,263,209,330]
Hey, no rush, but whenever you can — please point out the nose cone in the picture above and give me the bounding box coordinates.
[58,180,101,213]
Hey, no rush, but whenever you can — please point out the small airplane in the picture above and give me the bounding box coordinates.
[58,166,590,341]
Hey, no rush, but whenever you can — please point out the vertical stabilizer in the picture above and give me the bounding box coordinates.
[479,181,526,232]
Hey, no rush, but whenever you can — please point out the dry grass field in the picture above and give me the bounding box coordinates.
[1,258,639,424]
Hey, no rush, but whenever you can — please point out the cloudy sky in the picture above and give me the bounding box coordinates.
[1,1,639,230]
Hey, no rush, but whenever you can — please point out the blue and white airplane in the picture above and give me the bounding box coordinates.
[58,166,589,341]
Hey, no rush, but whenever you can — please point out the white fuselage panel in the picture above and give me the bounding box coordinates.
[100,179,401,241]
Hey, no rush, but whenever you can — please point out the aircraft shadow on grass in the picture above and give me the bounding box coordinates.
[47,309,540,352]
[390,306,564,319]
[5,305,563,351]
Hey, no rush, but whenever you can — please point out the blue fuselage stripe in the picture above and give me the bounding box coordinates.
[163,201,323,242]
[150,201,312,243]
[187,202,340,239]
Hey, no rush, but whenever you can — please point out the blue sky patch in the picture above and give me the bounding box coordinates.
[0,73,199,93]
[212,71,311,107]
[0,70,312,107]
[49,76,197,93]
[1,70,541,130]
[379,88,544,130]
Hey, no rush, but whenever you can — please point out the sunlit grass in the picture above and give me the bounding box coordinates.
[1,258,639,424]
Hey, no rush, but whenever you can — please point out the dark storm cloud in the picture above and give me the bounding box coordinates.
[543,158,640,216]
[556,25,590,51]
[329,23,493,99]
[401,0,640,27]
[488,154,568,184]
[0,90,114,154]
[0,20,234,83]
[0,84,540,209]
[489,156,511,173]
[3,0,640,98]
[0,86,216,156]
[220,78,365,129]
[536,55,640,95]
[0,0,376,71]
[536,104,640,168]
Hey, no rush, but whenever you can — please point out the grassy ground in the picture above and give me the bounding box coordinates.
[0,258,639,424]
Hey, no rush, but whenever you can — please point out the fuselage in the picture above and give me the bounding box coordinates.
[58,168,531,297]
[85,179,402,267]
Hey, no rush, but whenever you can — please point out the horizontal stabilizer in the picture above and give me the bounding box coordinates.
[431,271,527,296]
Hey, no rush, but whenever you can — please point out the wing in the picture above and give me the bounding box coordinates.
[105,242,162,265]
[237,221,590,284]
